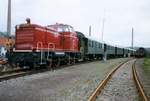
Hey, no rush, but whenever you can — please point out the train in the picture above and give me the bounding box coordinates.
[135,47,147,58]
[7,18,135,69]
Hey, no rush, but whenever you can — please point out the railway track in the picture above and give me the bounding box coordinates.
[132,61,148,101]
[0,59,101,82]
[87,59,149,101]
[0,68,34,82]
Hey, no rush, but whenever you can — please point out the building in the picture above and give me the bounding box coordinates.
[0,46,7,58]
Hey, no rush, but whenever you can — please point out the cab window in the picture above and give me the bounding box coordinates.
[57,26,64,32]
[69,26,74,32]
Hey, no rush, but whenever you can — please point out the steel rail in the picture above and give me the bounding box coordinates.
[132,60,148,101]
[0,59,103,82]
[87,59,129,101]
[0,71,30,81]
[0,68,28,76]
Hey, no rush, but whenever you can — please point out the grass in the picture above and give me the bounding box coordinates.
[143,58,150,75]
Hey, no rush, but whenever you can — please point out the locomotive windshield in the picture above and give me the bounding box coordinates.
[48,24,74,33]
[57,25,70,32]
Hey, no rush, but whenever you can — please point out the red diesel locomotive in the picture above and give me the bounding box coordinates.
[15,19,78,52]
[10,18,79,68]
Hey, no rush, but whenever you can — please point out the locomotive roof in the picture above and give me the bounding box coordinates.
[84,34,118,47]
[17,23,58,32]
[47,23,74,29]
[18,19,76,35]
[85,34,136,50]
[76,31,85,38]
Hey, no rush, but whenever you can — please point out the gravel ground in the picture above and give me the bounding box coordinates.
[97,60,140,101]
[0,58,128,101]
[135,58,150,100]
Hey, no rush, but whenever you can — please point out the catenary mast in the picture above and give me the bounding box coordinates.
[132,27,134,49]
[89,25,91,36]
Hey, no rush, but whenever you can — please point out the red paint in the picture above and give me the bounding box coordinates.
[15,23,79,53]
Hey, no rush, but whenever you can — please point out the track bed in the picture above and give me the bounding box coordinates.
[0,58,128,101]
[97,60,140,101]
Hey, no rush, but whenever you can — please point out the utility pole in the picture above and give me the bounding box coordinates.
[7,0,11,36]
[101,17,105,41]
[101,9,106,42]
[132,27,134,49]
[89,25,91,36]
[101,10,107,62]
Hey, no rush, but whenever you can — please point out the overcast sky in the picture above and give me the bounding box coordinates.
[0,0,150,47]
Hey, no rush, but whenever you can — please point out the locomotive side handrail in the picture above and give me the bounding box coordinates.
[36,42,43,64]
[47,43,55,59]
[36,42,43,51]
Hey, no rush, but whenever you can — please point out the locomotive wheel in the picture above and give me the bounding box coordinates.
[72,57,76,64]
[54,57,60,68]
[67,56,71,65]
[67,57,75,65]
[47,59,52,69]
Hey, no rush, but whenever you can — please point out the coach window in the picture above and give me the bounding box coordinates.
[92,41,93,47]
[89,40,91,47]
[107,46,109,50]
[95,42,97,48]
[99,44,101,48]
[93,41,94,47]
[110,46,112,50]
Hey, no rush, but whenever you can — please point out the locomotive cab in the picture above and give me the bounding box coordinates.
[48,24,79,52]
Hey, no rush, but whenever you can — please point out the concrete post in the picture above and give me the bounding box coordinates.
[7,0,11,36]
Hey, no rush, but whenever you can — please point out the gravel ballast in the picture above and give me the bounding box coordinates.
[0,58,128,101]
[135,58,150,100]
[97,60,140,101]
